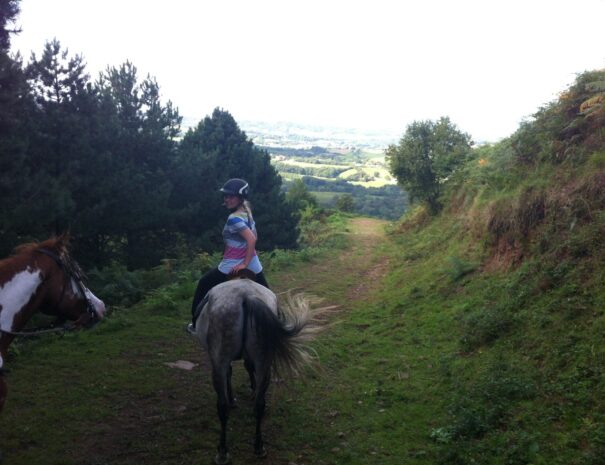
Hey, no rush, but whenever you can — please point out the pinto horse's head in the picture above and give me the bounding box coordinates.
[36,234,106,328]
[1,234,106,333]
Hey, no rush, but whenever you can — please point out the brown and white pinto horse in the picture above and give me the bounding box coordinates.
[0,235,105,414]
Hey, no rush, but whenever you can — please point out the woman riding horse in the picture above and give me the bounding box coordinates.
[188,178,269,332]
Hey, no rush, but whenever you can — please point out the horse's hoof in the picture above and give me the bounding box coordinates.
[255,446,267,459]
[214,451,231,465]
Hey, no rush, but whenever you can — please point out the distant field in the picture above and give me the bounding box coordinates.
[312,191,340,205]
[279,172,334,183]
[338,166,395,187]
[273,149,406,219]
[278,159,350,170]
[349,179,393,188]
[279,172,302,180]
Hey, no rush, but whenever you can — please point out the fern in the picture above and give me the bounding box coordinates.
[586,80,605,92]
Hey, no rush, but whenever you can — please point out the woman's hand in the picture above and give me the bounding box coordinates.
[230,228,257,275]
[230,263,247,275]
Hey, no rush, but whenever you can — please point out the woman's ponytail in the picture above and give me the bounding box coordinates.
[242,200,254,222]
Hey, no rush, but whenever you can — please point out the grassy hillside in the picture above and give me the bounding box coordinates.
[378,68,605,463]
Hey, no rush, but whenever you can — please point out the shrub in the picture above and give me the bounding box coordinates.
[447,256,477,282]
[460,304,516,352]
[434,360,536,442]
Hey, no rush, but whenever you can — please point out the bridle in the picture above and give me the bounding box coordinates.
[36,248,99,322]
[0,248,99,337]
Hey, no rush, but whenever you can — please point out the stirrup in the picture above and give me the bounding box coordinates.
[186,323,196,335]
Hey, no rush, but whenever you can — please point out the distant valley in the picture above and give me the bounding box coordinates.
[241,120,407,220]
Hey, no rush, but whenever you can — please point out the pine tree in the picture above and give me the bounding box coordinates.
[25,39,91,234]
[0,0,20,51]
[0,50,34,254]
[92,62,181,267]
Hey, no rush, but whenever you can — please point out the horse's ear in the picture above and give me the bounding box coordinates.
[55,232,71,250]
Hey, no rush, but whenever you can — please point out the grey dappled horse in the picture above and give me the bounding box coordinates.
[193,279,318,465]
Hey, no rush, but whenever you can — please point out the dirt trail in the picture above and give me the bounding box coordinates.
[275,217,389,304]
[342,217,390,301]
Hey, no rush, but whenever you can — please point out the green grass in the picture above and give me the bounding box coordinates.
[311,191,340,205]
[278,159,349,170]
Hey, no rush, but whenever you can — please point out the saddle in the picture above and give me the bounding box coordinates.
[192,269,258,323]
[229,269,257,281]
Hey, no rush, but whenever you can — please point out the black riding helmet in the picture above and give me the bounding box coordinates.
[220,178,249,199]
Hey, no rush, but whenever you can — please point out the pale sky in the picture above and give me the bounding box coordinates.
[10,0,605,142]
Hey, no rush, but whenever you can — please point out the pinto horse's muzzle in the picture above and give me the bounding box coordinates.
[78,292,106,329]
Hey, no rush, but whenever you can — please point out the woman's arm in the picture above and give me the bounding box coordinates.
[230,228,257,274]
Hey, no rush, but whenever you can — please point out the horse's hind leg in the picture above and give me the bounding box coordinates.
[253,364,271,458]
[0,374,7,463]
[212,366,232,465]
[227,364,236,407]
[244,358,256,392]
[0,373,7,414]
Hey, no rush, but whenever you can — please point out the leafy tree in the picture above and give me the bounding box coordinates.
[335,193,355,212]
[286,178,317,212]
[386,117,473,214]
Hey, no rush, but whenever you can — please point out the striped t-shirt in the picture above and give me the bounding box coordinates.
[218,211,263,274]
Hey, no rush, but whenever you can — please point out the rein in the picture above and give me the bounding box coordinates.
[1,324,75,337]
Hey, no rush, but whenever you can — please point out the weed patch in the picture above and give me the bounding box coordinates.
[460,304,516,351]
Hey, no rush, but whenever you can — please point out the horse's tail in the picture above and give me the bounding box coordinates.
[244,292,321,377]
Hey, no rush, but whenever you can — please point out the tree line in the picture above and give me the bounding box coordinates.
[272,161,349,178]
[0,3,296,268]
[294,177,407,219]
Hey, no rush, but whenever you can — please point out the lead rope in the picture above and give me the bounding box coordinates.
[0,325,74,337]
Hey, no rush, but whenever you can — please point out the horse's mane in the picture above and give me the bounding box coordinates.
[3,235,86,280]
[13,236,70,256]
[0,235,70,267]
